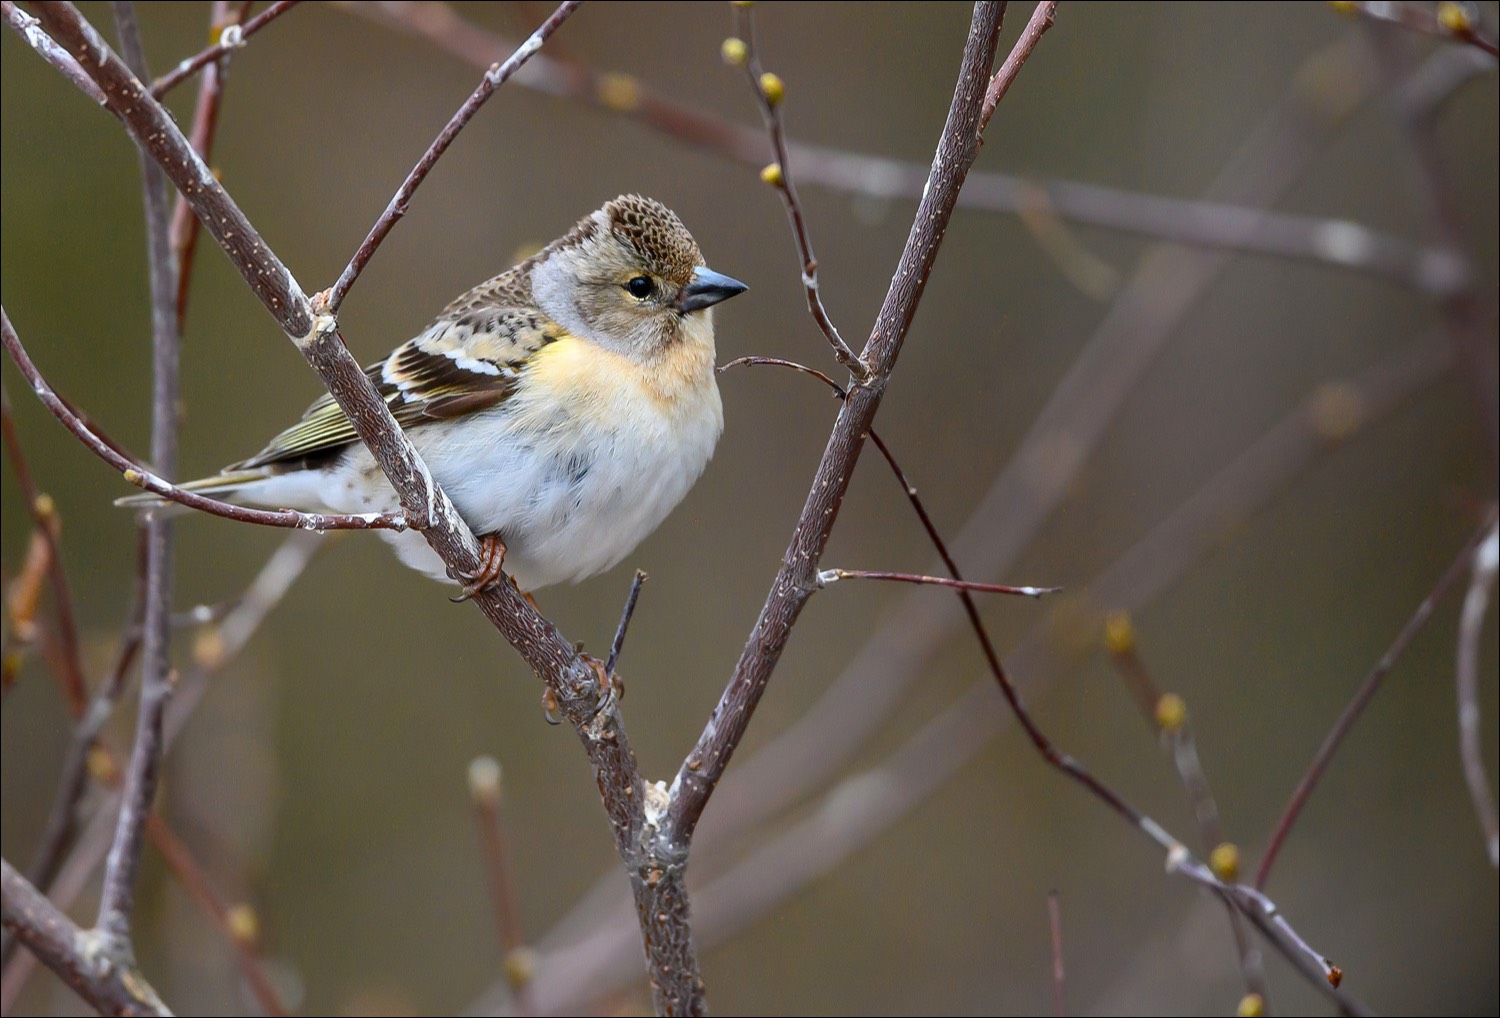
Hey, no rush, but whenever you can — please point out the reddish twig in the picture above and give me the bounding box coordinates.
[0,385,86,713]
[1255,506,1500,889]
[170,2,247,330]
[979,0,1056,136]
[149,0,301,97]
[144,817,288,1016]
[324,0,582,313]
[469,757,535,1012]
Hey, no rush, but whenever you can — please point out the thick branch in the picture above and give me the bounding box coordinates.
[1,859,169,1017]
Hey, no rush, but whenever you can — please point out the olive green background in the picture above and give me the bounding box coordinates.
[3,2,1496,1015]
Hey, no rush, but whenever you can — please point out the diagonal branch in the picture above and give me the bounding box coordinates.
[667,0,1010,842]
[325,0,583,312]
[1,860,169,1017]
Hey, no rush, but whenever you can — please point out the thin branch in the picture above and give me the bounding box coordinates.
[96,0,179,949]
[0,384,86,712]
[469,757,535,1014]
[1,859,170,1017]
[1104,616,1268,1004]
[170,2,248,330]
[1047,890,1064,1018]
[1254,506,1500,889]
[1455,517,1499,866]
[1,1,103,103]
[1338,0,1500,57]
[605,570,646,679]
[349,1,1458,295]
[144,817,288,1017]
[148,0,301,97]
[728,4,865,377]
[816,568,1058,598]
[978,0,1056,136]
[668,0,1011,844]
[1,308,410,532]
[324,0,583,313]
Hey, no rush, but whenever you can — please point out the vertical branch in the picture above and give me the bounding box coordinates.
[1455,518,1499,866]
[96,0,181,947]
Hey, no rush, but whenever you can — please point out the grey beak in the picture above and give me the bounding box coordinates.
[675,266,749,313]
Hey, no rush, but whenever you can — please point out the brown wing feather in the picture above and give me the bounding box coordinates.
[230,285,563,471]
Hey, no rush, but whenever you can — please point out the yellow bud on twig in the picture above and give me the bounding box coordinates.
[721,37,748,66]
[760,162,785,188]
[1237,993,1265,1017]
[1155,693,1187,732]
[1103,610,1135,655]
[759,72,785,107]
[226,903,260,946]
[1209,841,1241,882]
[1437,2,1472,33]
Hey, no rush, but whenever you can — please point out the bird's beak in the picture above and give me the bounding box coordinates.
[675,266,749,313]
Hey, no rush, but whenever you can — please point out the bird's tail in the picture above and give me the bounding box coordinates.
[114,469,272,511]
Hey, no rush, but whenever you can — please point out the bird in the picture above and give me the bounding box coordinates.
[119,195,747,598]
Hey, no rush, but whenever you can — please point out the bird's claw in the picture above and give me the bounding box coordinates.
[450,533,508,603]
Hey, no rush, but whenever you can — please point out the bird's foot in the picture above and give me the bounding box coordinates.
[450,533,508,602]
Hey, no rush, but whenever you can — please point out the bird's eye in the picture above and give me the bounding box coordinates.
[625,276,655,300]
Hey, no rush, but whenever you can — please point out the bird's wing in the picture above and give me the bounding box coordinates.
[230,304,564,471]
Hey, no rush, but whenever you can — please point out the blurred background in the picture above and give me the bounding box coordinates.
[3,2,1496,1014]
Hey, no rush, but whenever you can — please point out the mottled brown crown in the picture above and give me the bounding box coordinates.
[601,194,703,288]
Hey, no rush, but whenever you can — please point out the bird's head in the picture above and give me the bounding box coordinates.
[530,195,748,361]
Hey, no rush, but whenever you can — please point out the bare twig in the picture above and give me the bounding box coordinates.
[1,859,170,1017]
[1455,517,1499,866]
[1047,890,1065,1018]
[95,0,180,951]
[1,1,103,103]
[469,757,535,1012]
[605,570,646,680]
[817,569,1058,598]
[350,1,1457,294]
[144,817,288,1017]
[728,4,865,378]
[324,0,583,312]
[0,384,85,712]
[1338,0,1500,57]
[668,1,1011,845]
[170,2,248,329]
[1104,615,1268,1004]
[1255,506,1500,889]
[148,0,301,97]
[978,0,1056,136]
[1,309,410,532]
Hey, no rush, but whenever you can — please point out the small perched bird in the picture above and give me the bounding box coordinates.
[121,195,747,597]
